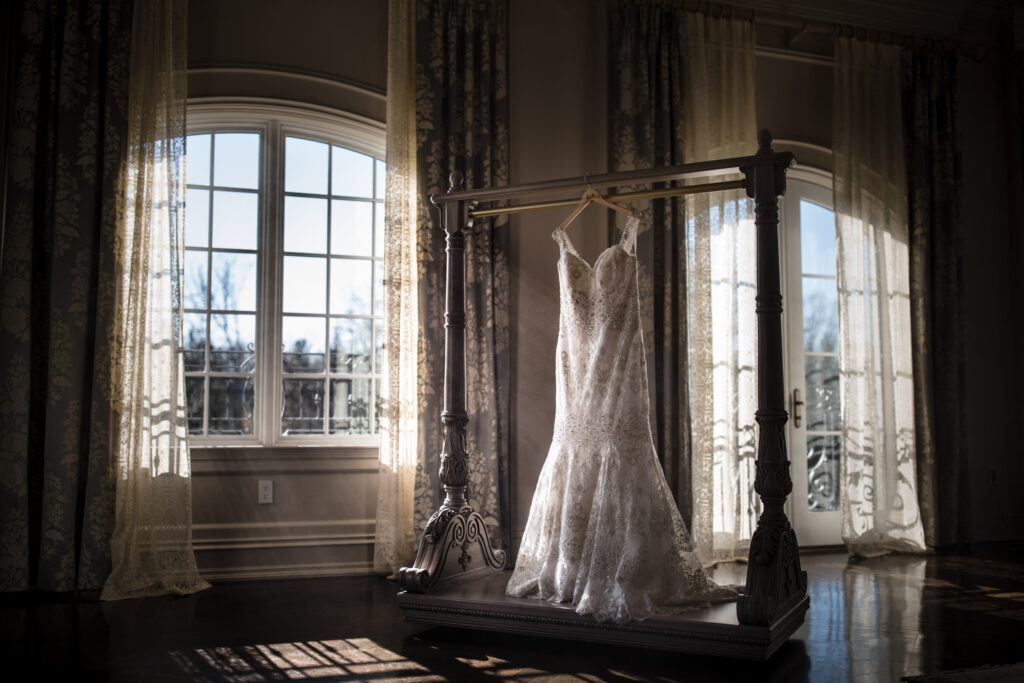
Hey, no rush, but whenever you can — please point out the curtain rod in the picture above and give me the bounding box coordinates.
[616,1,988,61]
[431,150,793,206]
[469,179,747,218]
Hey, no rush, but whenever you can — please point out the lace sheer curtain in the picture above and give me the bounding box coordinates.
[683,13,759,564]
[374,0,420,574]
[101,0,209,599]
[833,37,926,557]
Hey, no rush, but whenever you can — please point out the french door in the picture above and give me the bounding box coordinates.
[781,176,842,547]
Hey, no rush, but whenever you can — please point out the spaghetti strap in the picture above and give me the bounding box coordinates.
[619,214,640,253]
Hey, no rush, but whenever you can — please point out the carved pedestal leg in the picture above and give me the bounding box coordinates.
[737,131,808,626]
[398,173,507,593]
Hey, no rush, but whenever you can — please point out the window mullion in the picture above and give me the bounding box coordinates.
[260,120,284,446]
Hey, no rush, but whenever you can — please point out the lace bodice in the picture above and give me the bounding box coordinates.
[506,215,735,623]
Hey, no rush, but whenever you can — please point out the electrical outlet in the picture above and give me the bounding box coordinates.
[258,480,273,504]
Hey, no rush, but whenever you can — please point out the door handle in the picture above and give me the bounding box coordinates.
[792,388,804,428]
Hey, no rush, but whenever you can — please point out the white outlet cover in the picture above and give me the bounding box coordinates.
[258,480,273,504]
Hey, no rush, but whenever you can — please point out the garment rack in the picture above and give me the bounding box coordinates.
[396,130,809,661]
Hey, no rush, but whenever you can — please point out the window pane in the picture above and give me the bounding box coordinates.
[283,316,325,373]
[283,256,326,314]
[286,137,328,195]
[332,146,373,198]
[187,134,211,186]
[807,435,840,512]
[330,318,371,374]
[282,378,324,435]
[213,133,260,189]
[374,204,384,258]
[800,200,836,276]
[802,276,838,353]
[375,159,385,199]
[805,355,841,432]
[208,377,254,435]
[330,258,372,315]
[185,189,210,248]
[330,199,373,256]
[183,313,206,371]
[212,190,258,250]
[184,251,208,309]
[186,377,205,435]
[329,378,371,435]
[209,313,256,372]
[210,252,257,311]
[284,196,328,254]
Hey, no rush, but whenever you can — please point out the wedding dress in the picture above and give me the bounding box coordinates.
[506,214,736,624]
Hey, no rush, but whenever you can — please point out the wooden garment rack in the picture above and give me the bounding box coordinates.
[396,130,809,660]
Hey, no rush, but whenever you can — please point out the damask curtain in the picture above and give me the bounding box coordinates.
[683,12,759,565]
[0,0,132,592]
[375,0,511,570]
[374,0,420,574]
[101,0,208,599]
[902,50,966,548]
[608,2,692,523]
[833,37,927,556]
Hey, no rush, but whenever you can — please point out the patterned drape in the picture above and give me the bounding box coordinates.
[608,2,692,524]
[682,12,759,565]
[412,0,511,558]
[833,37,926,556]
[0,0,132,592]
[902,50,966,548]
[101,0,208,599]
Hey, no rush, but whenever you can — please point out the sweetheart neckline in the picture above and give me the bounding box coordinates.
[560,241,634,272]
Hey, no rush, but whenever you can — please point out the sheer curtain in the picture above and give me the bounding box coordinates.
[683,12,759,564]
[101,0,209,599]
[833,37,926,556]
[374,0,420,574]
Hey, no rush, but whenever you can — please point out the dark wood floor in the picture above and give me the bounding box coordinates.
[3,545,1024,681]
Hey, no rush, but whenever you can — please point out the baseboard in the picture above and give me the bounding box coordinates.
[200,560,376,582]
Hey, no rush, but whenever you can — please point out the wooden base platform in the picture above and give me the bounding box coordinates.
[397,569,809,661]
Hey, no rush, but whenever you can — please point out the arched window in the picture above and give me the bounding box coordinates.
[184,103,385,446]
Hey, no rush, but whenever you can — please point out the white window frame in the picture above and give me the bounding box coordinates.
[779,165,842,547]
[187,101,385,448]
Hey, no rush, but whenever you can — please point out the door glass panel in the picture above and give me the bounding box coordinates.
[805,355,841,432]
[802,277,838,353]
[807,435,840,511]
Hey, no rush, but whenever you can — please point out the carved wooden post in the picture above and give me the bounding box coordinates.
[737,131,808,625]
[398,172,507,592]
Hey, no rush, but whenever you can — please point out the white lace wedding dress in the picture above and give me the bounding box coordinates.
[506,215,737,623]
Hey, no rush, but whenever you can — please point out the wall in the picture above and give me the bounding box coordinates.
[186,0,387,580]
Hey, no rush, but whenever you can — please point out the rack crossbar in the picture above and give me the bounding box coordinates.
[469,179,747,218]
[431,151,793,206]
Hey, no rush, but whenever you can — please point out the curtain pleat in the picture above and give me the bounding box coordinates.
[902,50,966,548]
[0,0,132,592]
[411,0,511,560]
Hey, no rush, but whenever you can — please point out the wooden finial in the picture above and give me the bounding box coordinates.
[757,129,773,153]
[448,170,464,193]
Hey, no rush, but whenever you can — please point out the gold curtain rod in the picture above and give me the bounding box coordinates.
[469,178,746,218]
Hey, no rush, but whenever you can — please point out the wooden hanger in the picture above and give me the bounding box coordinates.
[558,188,636,231]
